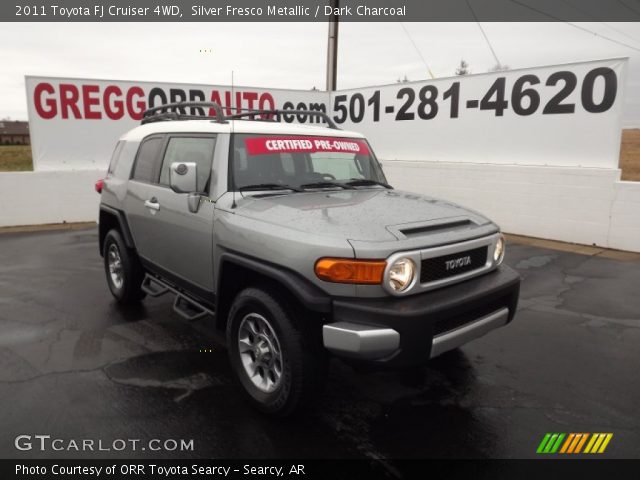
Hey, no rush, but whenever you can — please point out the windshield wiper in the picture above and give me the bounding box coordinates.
[238,183,301,192]
[343,179,393,189]
[299,181,354,190]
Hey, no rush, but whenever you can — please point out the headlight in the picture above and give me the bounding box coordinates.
[388,258,416,292]
[494,234,506,264]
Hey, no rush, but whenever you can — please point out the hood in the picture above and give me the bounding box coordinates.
[233,189,491,242]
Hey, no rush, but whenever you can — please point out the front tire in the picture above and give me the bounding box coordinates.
[103,229,145,304]
[226,287,327,416]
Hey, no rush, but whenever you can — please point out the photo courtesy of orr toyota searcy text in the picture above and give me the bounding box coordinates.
[16,464,300,477]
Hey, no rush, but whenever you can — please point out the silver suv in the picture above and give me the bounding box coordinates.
[97,102,520,416]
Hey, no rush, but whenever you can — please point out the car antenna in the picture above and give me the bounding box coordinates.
[230,70,237,209]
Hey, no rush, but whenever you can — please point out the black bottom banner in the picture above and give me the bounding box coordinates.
[4,459,640,480]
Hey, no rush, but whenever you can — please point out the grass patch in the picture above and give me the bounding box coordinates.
[0,145,33,171]
[620,129,640,182]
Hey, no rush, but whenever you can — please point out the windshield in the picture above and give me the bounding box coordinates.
[230,134,388,191]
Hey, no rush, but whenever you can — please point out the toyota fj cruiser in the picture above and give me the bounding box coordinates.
[97,102,520,416]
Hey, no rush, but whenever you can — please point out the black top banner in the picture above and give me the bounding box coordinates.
[3,0,640,22]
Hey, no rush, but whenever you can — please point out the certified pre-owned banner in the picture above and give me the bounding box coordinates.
[244,136,370,155]
[25,57,626,171]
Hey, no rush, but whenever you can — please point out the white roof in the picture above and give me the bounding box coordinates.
[120,119,365,141]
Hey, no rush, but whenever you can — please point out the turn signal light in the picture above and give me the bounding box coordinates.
[315,258,386,284]
[94,179,104,194]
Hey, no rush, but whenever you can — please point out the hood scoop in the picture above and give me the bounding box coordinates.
[389,216,476,239]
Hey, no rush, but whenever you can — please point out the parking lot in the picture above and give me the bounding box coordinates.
[0,226,638,459]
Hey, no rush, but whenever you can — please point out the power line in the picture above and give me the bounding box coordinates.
[556,0,640,48]
[617,0,640,17]
[465,0,503,68]
[507,0,640,53]
[398,22,435,79]
[602,22,640,46]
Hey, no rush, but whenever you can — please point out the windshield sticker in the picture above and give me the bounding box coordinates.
[245,136,369,155]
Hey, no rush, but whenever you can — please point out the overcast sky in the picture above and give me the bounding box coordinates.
[1,22,640,125]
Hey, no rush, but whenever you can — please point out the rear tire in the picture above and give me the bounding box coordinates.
[103,229,145,304]
[226,287,327,416]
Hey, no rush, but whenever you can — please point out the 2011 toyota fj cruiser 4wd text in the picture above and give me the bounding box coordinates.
[97,102,520,416]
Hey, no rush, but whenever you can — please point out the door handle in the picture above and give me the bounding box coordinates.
[144,198,160,211]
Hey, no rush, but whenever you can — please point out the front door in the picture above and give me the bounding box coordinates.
[124,133,217,292]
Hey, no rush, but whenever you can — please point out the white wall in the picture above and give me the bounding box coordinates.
[610,181,640,252]
[1,165,639,253]
[383,161,640,252]
[0,169,103,227]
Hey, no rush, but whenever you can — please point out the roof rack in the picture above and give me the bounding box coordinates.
[141,102,226,125]
[141,102,340,129]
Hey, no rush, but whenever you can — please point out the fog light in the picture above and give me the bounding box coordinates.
[388,258,416,292]
[494,235,506,264]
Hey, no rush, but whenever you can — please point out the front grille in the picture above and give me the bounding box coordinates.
[420,246,488,283]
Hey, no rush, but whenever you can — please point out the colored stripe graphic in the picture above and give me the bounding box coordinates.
[544,434,559,453]
[598,434,613,453]
[550,433,565,453]
[567,433,581,453]
[584,434,598,453]
[537,433,566,454]
[574,433,589,453]
[538,433,613,454]
[536,433,552,453]
[559,433,575,453]
[584,433,614,454]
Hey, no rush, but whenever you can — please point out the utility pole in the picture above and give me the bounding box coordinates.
[326,0,339,91]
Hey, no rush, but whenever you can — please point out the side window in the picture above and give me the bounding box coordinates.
[159,136,216,193]
[108,141,124,174]
[113,141,139,179]
[132,137,163,183]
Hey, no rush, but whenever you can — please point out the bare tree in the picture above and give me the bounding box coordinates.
[455,59,470,76]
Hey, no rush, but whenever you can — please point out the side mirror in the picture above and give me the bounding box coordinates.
[170,162,197,193]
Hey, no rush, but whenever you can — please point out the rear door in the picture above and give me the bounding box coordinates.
[124,133,217,293]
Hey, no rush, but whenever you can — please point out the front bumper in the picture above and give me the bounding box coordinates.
[322,265,520,366]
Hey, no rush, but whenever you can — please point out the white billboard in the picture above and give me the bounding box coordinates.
[26,57,626,171]
[24,77,329,170]
[338,57,627,169]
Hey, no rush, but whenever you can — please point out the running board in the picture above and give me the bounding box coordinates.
[141,274,214,321]
[141,275,169,297]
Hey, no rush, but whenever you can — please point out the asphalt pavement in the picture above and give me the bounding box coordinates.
[0,227,638,459]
